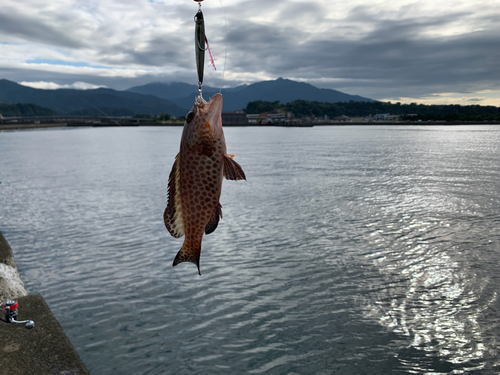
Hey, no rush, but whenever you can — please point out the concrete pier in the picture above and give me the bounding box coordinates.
[0,230,90,374]
[0,231,27,302]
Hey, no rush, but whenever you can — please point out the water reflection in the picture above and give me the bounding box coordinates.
[361,127,500,372]
[1,126,500,374]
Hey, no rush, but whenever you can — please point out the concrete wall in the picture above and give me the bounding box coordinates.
[0,231,28,302]
[0,230,90,374]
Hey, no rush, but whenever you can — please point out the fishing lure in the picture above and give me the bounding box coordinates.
[205,36,216,72]
[194,7,206,91]
[194,0,216,95]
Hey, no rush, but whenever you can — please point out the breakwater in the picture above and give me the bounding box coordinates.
[0,231,89,374]
[0,231,27,302]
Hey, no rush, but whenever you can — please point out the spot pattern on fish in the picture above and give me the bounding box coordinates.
[164,93,245,275]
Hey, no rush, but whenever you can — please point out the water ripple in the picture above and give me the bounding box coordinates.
[1,125,500,373]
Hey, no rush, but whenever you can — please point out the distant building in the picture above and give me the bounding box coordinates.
[246,114,260,124]
[386,114,399,121]
[246,112,293,125]
[268,113,287,124]
[374,113,399,121]
[222,111,247,123]
[334,115,351,122]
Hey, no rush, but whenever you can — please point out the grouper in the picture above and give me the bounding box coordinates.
[164,93,245,275]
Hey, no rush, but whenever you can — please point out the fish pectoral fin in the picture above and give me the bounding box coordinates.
[223,154,246,181]
[164,153,185,238]
[205,203,222,235]
[173,242,202,275]
[197,141,215,157]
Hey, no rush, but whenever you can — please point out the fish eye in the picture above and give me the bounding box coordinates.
[186,111,195,123]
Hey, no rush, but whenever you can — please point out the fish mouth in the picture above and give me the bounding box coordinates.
[207,93,223,125]
[208,93,223,112]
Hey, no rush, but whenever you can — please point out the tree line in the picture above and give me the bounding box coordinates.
[245,100,500,121]
[0,103,174,121]
[0,103,57,116]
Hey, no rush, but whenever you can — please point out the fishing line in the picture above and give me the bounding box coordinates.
[67,90,122,126]
[67,89,172,171]
[218,0,228,92]
[148,145,170,169]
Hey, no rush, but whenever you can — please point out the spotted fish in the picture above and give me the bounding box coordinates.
[164,93,245,275]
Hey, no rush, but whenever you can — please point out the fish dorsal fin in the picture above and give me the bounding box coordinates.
[223,154,246,181]
[164,153,185,238]
[205,203,222,235]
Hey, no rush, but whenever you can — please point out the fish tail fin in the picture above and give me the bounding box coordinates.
[173,241,202,275]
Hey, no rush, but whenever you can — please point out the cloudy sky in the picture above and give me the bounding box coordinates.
[1,0,500,105]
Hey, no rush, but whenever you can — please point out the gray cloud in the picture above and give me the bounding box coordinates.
[0,11,86,48]
[217,5,500,99]
[1,0,500,103]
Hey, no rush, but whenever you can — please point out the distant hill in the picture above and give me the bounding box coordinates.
[127,78,375,111]
[0,102,57,117]
[0,77,375,117]
[126,82,203,100]
[0,79,188,117]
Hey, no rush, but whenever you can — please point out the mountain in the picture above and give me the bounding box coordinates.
[126,81,201,100]
[126,78,375,111]
[126,81,249,101]
[0,103,57,117]
[0,77,375,117]
[0,79,188,117]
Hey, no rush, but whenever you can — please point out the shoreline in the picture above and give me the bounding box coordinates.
[0,123,68,131]
[1,121,499,131]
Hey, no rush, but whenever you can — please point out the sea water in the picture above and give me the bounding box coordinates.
[1,125,499,374]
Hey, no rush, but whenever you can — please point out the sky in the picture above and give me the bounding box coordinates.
[1,0,500,105]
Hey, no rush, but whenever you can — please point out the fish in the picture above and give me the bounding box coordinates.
[164,93,245,275]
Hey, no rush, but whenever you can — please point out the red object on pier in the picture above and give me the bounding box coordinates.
[3,300,18,311]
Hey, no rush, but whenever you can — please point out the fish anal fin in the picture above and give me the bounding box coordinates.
[164,153,185,238]
[223,154,246,181]
[173,241,202,275]
[205,203,222,235]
